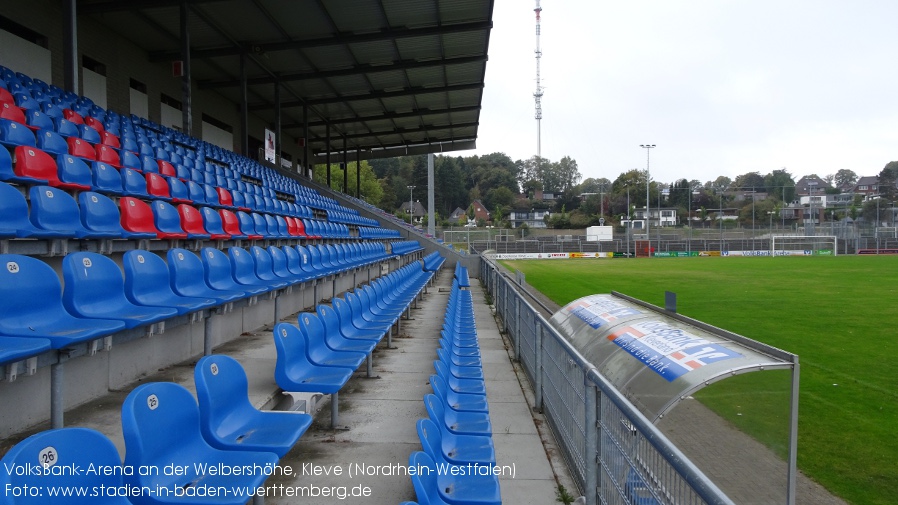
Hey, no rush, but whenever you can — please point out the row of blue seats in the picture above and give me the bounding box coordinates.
[392,240,426,256]
[2,65,376,225]
[0,354,313,505]
[0,181,355,241]
[0,244,393,366]
[272,260,435,424]
[404,275,502,505]
[0,256,445,504]
[423,251,447,272]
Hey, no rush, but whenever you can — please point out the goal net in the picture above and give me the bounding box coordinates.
[770,235,838,256]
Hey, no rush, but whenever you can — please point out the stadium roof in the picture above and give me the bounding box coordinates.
[79,0,494,161]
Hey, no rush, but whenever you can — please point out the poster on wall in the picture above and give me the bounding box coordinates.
[264,128,276,163]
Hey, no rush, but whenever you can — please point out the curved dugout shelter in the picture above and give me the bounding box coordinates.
[549,291,801,503]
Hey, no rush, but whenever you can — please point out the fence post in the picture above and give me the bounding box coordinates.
[514,296,521,361]
[585,380,598,505]
[534,319,543,411]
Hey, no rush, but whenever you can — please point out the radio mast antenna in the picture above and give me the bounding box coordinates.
[534,0,544,160]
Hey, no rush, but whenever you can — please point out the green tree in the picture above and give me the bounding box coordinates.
[733,172,765,191]
[878,162,898,201]
[764,169,795,203]
[832,169,858,188]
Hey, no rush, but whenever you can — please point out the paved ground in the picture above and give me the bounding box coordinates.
[1,267,572,505]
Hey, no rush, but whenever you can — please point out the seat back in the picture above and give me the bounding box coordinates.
[119,196,158,237]
[201,207,228,238]
[250,246,279,280]
[14,145,59,183]
[216,186,233,207]
[178,204,210,238]
[200,247,239,288]
[151,199,187,238]
[193,355,257,444]
[56,153,92,189]
[61,252,129,314]
[236,211,260,238]
[121,382,207,469]
[0,254,67,334]
[95,144,121,167]
[229,247,259,284]
[79,191,125,237]
[67,136,96,160]
[0,428,128,505]
[168,175,189,201]
[281,245,306,277]
[416,418,448,466]
[186,180,205,203]
[219,208,246,238]
[294,245,315,275]
[0,118,34,146]
[29,185,88,236]
[121,167,149,197]
[91,160,123,195]
[0,182,36,237]
[35,128,68,154]
[120,149,140,170]
[252,213,269,237]
[145,172,171,200]
[267,245,293,279]
[167,248,207,295]
[408,451,441,505]
[273,322,312,386]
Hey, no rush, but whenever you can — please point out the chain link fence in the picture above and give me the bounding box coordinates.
[481,257,735,505]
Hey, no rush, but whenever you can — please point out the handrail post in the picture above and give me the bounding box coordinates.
[584,380,598,505]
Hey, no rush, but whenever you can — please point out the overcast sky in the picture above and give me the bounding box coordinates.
[464,0,898,186]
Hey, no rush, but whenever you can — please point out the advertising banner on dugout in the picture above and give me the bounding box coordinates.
[549,293,792,421]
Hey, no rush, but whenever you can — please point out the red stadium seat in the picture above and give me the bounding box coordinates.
[119,196,159,237]
[177,204,211,239]
[157,159,177,177]
[99,131,120,148]
[67,137,96,161]
[145,172,172,201]
[95,144,121,168]
[12,145,62,185]
[62,109,84,125]
[1,102,26,124]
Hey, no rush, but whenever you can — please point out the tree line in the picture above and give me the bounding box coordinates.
[314,154,898,228]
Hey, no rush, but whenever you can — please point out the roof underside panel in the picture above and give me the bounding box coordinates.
[79,0,493,160]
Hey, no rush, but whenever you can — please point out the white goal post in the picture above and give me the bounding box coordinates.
[770,235,838,256]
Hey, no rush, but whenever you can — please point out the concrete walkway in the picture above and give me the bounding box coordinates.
[1,267,571,504]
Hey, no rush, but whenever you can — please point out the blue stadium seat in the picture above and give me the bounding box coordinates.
[90,160,124,195]
[424,393,492,437]
[331,297,386,341]
[167,248,245,304]
[194,354,312,457]
[0,254,125,347]
[35,128,68,155]
[417,416,496,466]
[150,199,188,239]
[249,246,292,288]
[167,175,191,203]
[272,322,354,394]
[78,191,130,238]
[62,252,179,329]
[122,250,217,315]
[28,185,97,238]
[314,304,379,353]
[430,374,488,414]
[121,167,150,197]
[229,247,285,292]
[0,181,40,238]
[200,207,230,240]
[408,450,500,505]
[121,382,280,505]
[120,149,140,171]
[267,245,306,283]
[0,118,35,147]
[199,247,267,297]
[282,245,315,281]
[55,153,93,191]
[0,428,133,504]
[296,312,367,368]
[234,210,262,240]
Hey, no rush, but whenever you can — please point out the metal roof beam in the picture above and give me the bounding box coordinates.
[78,0,224,15]
[315,121,479,142]
[249,82,484,111]
[280,105,481,129]
[198,54,486,89]
[148,21,492,62]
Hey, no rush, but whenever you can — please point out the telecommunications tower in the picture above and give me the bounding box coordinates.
[533,0,544,160]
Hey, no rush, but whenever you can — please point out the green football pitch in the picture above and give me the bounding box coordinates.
[501,255,897,505]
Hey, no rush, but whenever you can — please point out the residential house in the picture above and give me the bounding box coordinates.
[398,201,427,223]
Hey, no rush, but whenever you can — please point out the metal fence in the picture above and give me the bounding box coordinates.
[481,257,735,505]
